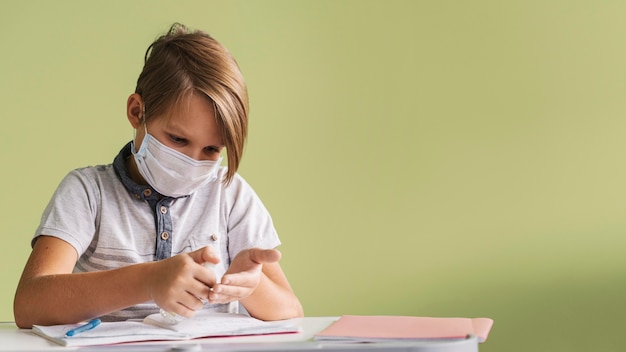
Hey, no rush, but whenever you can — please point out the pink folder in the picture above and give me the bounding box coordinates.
[314,315,494,343]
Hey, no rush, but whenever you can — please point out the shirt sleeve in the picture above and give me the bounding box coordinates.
[223,174,281,260]
[34,168,100,256]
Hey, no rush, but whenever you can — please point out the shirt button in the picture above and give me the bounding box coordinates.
[143,189,152,197]
[210,234,218,241]
[160,206,168,214]
[160,232,170,241]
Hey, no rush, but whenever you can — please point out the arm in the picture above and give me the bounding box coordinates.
[208,248,304,321]
[14,236,219,328]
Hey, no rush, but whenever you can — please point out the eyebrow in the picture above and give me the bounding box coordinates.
[164,123,188,137]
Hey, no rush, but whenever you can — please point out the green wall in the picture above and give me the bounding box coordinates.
[2,1,625,351]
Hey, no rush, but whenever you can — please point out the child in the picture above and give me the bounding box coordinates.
[13,23,303,328]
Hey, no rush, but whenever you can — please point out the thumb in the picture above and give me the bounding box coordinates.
[248,248,282,265]
[188,246,220,266]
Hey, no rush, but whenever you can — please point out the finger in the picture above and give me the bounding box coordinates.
[192,269,218,294]
[162,296,199,319]
[180,291,206,312]
[187,276,212,300]
[248,248,281,265]
[172,302,199,319]
[188,246,220,266]
[209,283,250,304]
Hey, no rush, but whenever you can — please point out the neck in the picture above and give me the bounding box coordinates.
[125,155,148,186]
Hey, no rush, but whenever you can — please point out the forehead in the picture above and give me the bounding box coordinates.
[156,93,222,141]
[160,91,214,118]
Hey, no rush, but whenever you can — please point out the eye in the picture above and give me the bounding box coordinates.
[204,146,222,155]
[168,134,187,145]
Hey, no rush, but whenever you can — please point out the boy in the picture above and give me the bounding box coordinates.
[14,23,303,328]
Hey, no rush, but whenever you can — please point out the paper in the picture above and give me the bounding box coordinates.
[145,311,300,337]
[313,315,493,343]
[32,311,301,347]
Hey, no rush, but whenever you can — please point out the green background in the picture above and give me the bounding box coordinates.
[1,1,625,351]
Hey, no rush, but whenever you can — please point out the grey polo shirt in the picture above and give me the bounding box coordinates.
[34,142,280,321]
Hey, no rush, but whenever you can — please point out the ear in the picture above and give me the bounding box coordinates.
[127,93,144,128]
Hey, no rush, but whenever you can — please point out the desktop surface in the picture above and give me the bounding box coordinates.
[0,318,480,352]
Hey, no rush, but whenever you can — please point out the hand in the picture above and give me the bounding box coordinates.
[208,248,281,304]
[148,246,220,318]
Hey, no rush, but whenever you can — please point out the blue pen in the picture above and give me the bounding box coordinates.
[65,318,101,337]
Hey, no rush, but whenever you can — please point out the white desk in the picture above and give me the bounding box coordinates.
[0,318,480,352]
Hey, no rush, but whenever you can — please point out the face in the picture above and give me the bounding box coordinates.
[131,92,225,162]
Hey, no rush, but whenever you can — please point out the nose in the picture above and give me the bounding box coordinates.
[185,149,205,161]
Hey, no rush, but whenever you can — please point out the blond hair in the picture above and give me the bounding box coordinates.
[135,23,249,185]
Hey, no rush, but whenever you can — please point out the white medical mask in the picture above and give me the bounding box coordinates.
[131,129,222,197]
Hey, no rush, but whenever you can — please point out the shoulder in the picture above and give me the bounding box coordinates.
[217,168,258,198]
[56,164,117,196]
[216,169,274,216]
[62,163,114,179]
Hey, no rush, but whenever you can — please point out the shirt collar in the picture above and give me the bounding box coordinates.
[113,142,162,202]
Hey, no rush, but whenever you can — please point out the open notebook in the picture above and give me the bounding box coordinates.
[314,315,494,343]
[32,311,301,347]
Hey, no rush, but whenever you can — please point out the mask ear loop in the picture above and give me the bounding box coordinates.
[132,103,148,152]
[141,104,148,134]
